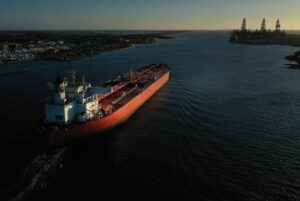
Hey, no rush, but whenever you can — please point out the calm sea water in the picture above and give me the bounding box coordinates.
[1,31,300,201]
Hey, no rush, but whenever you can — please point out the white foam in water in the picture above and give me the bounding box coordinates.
[8,147,68,201]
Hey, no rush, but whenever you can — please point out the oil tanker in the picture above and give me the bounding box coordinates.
[42,64,170,147]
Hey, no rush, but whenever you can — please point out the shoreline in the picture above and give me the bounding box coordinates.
[229,34,300,68]
[230,40,300,47]
[284,50,300,68]
[0,31,181,66]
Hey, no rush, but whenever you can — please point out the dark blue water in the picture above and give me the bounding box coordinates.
[1,31,300,201]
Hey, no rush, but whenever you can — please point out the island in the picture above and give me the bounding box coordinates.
[284,50,300,67]
[229,18,300,67]
[0,31,177,65]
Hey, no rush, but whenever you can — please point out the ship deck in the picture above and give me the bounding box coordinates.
[98,64,168,114]
[43,64,169,133]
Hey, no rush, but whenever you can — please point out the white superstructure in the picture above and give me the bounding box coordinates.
[44,71,111,125]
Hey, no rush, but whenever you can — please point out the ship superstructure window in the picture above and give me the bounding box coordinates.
[55,115,64,120]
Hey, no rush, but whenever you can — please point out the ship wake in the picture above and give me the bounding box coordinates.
[0,148,68,201]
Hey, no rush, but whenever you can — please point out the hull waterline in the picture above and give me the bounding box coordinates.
[48,71,170,147]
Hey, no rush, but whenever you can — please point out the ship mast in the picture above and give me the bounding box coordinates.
[82,74,85,85]
[67,70,76,88]
[130,69,133,81]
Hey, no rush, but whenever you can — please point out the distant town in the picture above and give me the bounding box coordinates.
[0,38,67,64]
[0,32,174,64]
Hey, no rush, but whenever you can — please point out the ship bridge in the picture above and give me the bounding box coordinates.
[44,71,111,125]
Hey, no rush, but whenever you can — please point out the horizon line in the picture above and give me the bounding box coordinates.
[1,29,300,32]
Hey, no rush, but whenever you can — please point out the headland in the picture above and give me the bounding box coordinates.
[0,31,178,65]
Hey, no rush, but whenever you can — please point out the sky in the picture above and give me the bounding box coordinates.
[0,0,300,30]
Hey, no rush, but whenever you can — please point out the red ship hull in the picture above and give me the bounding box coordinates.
[48,71,170,147]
